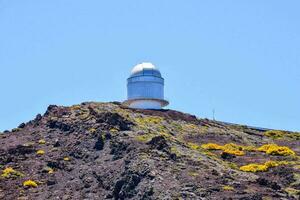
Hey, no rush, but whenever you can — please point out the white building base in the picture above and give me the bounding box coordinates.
[129,99,162,109]
[123,98,169,110]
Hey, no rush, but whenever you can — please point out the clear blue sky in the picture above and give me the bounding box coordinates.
[0,1,299,132]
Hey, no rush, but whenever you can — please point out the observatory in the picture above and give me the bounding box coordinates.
[123,62,169,109]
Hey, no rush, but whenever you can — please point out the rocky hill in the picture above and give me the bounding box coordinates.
[0,102,299,200]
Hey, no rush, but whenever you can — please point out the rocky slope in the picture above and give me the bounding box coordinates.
[0,102,299,200]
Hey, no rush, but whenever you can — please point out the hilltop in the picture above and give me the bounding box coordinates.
[0,102,299,200]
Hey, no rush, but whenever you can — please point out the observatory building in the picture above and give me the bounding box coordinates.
[123,62,169,109]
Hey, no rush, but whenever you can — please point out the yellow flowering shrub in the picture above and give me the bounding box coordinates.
[1,167,23,178]
[265,160,287,167]
[224,143,243,150]
[223,143,245,156]
[264,161,280,168]
[223,185,234,190]
[264,130,285,138]
[264,130,300,140]
[240,163,268,172]
[2,167,15,177]
[201,143,246,156]
[36,150,45,155]
[201,143,223,150]
[223,149,245,156]
[240,160,289,172]
[224,143,256,151]
[23,180,38,187]
[257,144,274,152]
[258,144,296,156]
[268,146,295,156]
[242,146,257,151]
[201,142,296,157]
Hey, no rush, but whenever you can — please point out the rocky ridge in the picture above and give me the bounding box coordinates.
[0,102,299,200]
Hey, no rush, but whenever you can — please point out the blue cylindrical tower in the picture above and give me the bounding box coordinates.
[124,63,169,109]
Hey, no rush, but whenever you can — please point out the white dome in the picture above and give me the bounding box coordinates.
[131,62,158,75]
